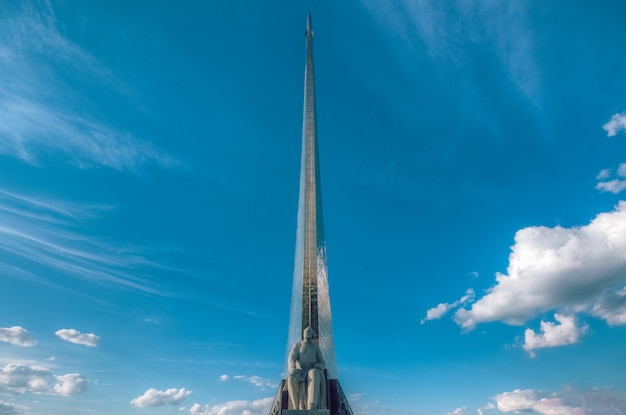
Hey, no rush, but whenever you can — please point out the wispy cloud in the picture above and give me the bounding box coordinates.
[0,188,174,296]
[454,202,626,330]
[596,163,626,194]
[0,363,86,397]
[0,1,177,171]
[603,112,626,137]
[130,387,192,407]
[0,326,36,347]
[219,373,278,391]
[422,288,474,324]
[231,375,278,390]
[361,1,541,104]
[522,314,588,357]
[55,329,100,347]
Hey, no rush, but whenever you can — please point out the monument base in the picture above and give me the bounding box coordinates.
[268,379,353,415]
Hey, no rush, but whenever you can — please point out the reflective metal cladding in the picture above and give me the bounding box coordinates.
[287,12,338,381]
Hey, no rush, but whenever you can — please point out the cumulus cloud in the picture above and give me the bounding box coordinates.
[603,112,626,137]
[189,398,273,415]
[523,314,588,357]
[596,163,626,194]
[0,363,86,396]
[422,289,474,323]
[130,388,192,407]
[219,374,229,381]
[53,374,88,397]
[454,202,626,329]
[0,327,36,347]
[493,389,585,415]
[55,329,100,347]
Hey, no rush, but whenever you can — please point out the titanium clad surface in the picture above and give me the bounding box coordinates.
[286,14,338,380]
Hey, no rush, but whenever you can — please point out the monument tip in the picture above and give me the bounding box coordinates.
[305,12,314,37]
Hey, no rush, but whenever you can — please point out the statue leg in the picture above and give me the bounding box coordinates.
[306,369,325,410]
[287,375,305,410]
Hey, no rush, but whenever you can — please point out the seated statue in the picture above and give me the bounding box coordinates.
[287,326,327,410]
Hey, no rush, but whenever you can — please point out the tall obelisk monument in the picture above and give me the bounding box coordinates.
[287,12,338,380]
[269,13,353,415]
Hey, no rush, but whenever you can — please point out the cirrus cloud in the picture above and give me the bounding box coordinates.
[0,1,178,172]
[55,329,100,347]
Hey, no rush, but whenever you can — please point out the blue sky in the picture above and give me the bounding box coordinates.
[1,1,626,414]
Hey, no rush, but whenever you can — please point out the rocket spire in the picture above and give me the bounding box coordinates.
[286,12,338,380]
[269,15,355,415]
[305,12,314,36]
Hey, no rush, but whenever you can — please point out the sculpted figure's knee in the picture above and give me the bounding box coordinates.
[287,374,305,410]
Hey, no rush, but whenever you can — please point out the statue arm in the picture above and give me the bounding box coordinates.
[288,343,299,375]
[315,346,325,371]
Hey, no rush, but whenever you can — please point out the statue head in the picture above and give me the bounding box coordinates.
[303,326,315,341]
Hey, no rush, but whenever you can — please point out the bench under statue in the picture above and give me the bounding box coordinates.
[287,326,328,410]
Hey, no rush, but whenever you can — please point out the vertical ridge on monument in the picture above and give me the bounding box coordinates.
[268,13,354,415]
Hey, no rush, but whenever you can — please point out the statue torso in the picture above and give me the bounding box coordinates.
[296,341,320,369]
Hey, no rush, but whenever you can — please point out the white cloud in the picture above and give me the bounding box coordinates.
[219,374,229,381]
[130,388,192,407]
[493,389,585,415]
[0,327,36,347]
[53,374,87,397]
[455,202,626,329]
[423,303,453,323]
[422,289,474,323]
[596,179,626,194]
[603,112,626,137]
[523,314,588,357]
[0,363,86,397]
[596,164,626,194]
[55,329,100,347]
[189,398,273,415]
